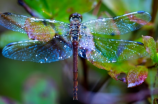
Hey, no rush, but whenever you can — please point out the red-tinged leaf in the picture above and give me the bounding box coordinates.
[143,36,158,63]
[127,66,148,87]
[107,63,148,87]
[108,63,131,81]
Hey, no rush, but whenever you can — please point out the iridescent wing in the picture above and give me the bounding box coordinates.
[2,37,72,63]
[78,35,149,63]
[0,12,69,41]
[81,11,151,35]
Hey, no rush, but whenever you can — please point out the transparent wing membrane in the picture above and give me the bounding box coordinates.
[82,11,151,35]
[0,12,69,41]
[2,37,72,63]
[79,11,150,63]
[78,36,149,63]
[0,11,151,63]
[0,12,26,33]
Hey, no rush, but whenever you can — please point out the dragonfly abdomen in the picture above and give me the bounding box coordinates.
[69,13,82,100]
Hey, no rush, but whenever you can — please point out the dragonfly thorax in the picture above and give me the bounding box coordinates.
[69,13,82,41]
[70,24,80,41]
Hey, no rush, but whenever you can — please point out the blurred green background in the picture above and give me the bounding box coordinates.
[0,0,157,104]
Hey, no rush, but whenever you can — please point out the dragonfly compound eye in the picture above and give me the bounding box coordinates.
[69,13,82,22]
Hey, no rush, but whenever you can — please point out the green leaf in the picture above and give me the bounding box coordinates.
[143,36,158,63]
[146,67,158,103]
[23,74,59,104]
[102,0,126,15]
[82,13,97,22]
[23,0,98,22]
[102,0,151,15]
[0,31,29,48]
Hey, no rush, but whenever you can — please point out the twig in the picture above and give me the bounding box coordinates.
[18,0,38,17]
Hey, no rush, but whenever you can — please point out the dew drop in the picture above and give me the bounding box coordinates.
[45,57,48,61]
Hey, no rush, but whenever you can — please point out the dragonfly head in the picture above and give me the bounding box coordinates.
[69,13,82,23]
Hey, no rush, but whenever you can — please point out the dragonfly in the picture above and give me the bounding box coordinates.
[0,11,151,100]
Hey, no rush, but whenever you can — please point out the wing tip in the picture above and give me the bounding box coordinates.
[137,11,151,21]
[3,12,12,15]
[136,41,144,45]
[137,11,146,14]
[2,46,9,58]
[0,12,12,17]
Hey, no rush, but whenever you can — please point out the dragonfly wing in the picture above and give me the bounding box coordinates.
[2,37,72,63]
[78,35,149,63]
[82,11,151,35]
[0,12,69,41]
